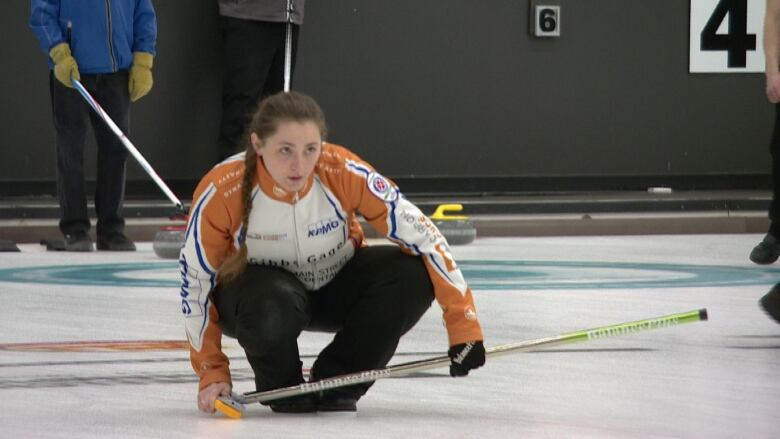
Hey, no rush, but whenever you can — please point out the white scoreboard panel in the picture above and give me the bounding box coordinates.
[689,0,765,73]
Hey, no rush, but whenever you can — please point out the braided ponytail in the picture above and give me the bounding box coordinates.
[217,148,258,283]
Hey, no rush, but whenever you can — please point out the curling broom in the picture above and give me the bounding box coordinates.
[71,78,185,214]
[214,308,708,419]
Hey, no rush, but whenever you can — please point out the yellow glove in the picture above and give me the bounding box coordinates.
[129,52,154,102]
[49,43,80,88]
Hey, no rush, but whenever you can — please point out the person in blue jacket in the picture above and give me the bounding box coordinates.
[30,0,157,252]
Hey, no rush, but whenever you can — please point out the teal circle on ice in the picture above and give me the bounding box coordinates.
[0,260,778,289]
[457,260,780,290]
[0,262,180,287]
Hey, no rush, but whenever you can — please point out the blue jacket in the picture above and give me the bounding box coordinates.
[30,0,157,74]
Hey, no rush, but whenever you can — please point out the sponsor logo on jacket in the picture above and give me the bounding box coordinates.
[224,182,241,198]
[367,172,398,202]
[399,210,442,243]
[248,257,300,268]
[217,169,242,185]
[307,218,341,237]
[246,232,288,241]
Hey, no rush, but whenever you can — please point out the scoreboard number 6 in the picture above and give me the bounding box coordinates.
[530,3,560,38]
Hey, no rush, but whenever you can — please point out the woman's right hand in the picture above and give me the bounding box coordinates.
[197,382,233,413]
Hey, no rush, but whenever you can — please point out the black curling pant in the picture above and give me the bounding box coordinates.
[214,246,435,397]
[217,18,300,161]
[770,103,780,235]
[49,71,130,238]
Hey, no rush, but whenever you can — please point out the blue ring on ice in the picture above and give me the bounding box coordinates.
[457,260,780,290]
[0,260,778,289]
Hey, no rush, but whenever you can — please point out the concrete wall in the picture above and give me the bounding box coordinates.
[1,0,772,195]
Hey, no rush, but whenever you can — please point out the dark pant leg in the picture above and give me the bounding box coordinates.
[214,265,312,391]
[217,18,297,161]
[50,72,91,236]
[308,246,435,397]
[770,103,780,235]
[87,72,130,238]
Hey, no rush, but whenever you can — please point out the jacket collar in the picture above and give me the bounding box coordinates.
[255,155,315,203]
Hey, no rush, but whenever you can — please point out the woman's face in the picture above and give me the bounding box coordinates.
[252,120,322,193]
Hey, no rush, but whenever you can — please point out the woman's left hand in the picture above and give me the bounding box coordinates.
[198,382,233,413]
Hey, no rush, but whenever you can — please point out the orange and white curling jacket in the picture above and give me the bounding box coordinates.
[179,143,483,389]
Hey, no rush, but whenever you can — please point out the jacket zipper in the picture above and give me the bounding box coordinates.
[291,192,303,273]
[105,0,117,71]
[291,192,316,288]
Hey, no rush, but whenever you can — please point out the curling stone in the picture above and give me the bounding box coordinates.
[153,225,186,259]
[431,203,476,245]
[0,239,20,252]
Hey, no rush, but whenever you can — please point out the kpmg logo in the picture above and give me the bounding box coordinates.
[308,217,341,238]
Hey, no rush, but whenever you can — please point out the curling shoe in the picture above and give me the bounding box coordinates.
[317,389,359,412]
[64,232,93,252]
[97,233,136,251]
[265,394,318,413]
[750,234,779,265]
[760,283,780,324]
[309,367,359,412]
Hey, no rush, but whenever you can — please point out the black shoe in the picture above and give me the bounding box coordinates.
[265,394,318,413]
[64,233,93,252]
[760,284,780,324]
[309,365,362,412]
[317,392,358,412]
[750,234,779,264]
[97,233,136,251]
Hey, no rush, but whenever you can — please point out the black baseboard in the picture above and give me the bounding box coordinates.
[0,174,772,198]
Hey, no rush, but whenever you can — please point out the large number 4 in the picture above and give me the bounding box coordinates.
[700,0,757,67]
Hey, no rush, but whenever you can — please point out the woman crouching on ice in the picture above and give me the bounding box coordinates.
[180,91,484,414]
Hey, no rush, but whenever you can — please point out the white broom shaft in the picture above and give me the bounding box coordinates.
[71,79,184,211]
[284,0,293,92]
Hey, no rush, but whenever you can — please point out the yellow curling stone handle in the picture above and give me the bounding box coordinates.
[430,204,469,221]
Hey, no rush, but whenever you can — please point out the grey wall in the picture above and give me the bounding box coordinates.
[1,0,772,195]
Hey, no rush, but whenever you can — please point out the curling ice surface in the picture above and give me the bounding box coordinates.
[0,235,778,438]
